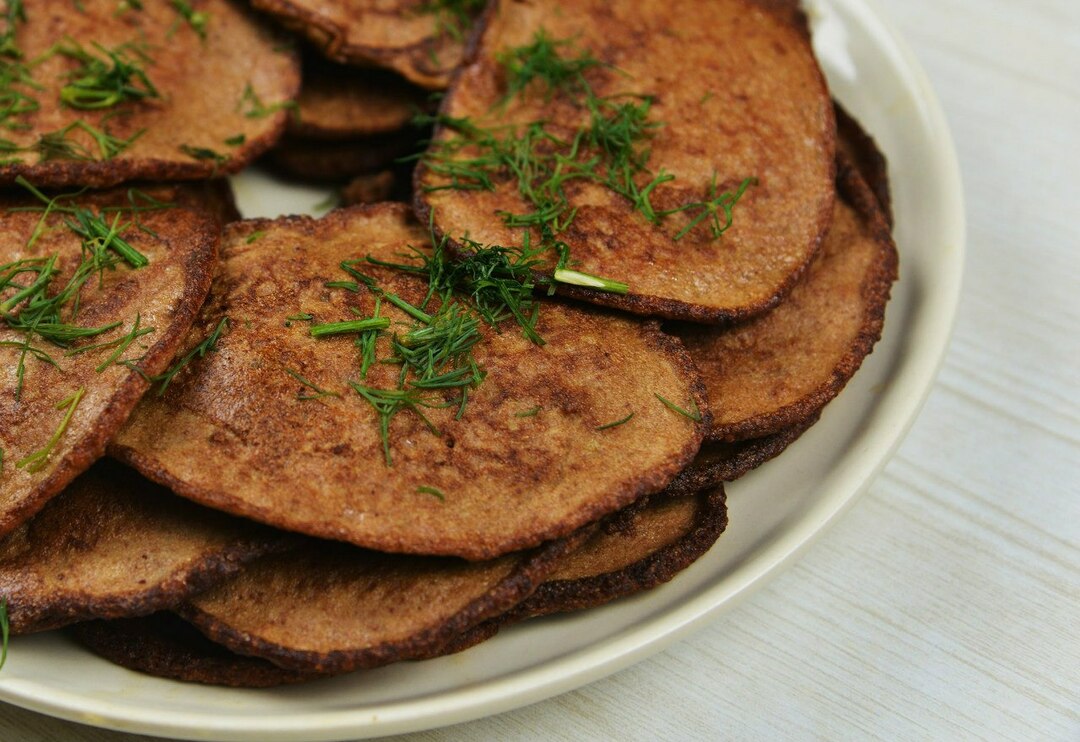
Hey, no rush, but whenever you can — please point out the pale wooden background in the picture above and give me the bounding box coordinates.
[1,0,1077,739]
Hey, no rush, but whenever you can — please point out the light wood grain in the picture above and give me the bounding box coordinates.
[1,0,1078,739]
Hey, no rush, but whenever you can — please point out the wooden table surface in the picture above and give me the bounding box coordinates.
[2,0,1077,739]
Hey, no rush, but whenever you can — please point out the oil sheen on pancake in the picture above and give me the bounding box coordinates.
[0,460,285,634]
[0,185,218,536]
[111,203,706,559]
[0,0,299,188]
[179,534,575,673]
[417,0,835,322]
[672,162,898,442]
[251,0,479,90]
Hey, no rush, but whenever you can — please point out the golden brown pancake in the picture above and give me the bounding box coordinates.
[341,170,398,205]
[417,0,836,322]
[178,534,575,673]
[1,185,218,536]
[0,0,299,188]
[72,612,321,687]
[289,64,428,140]
[663,414,820,498]
[111,203,706,559]
[266,130,419,181]
[508,485,727,618]
[252,0,480,90]
[672,163,898,442]
[0,460,286,634]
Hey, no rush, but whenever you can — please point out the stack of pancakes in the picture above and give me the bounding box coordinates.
[0,0,897,687]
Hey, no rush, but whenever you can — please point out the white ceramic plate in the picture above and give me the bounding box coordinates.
[0,0,964,738]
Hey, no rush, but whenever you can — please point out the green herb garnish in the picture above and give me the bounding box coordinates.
[595,412,634,431]
[654,393,702,422]
[169,0,208,39]
[54,39,158,110]
[152,317,228,395]
[284,367,340,401]
[0,597,9,671]
[238,83,296,120]
[15,387,85,472]
[514,405,541,418]
[416,485,446,501]
[309,317,390,338]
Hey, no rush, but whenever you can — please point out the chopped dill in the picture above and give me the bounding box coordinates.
[323,280,359,293]
[514,405,541,417]
[418,0,483,42]
[595,411,634,430]
[654,393,702,422]
[32,120,143,161]
[309,317,390,338]
[349,383,446,466]
[284,367,340,401]
[286,312,313,322]
[552,267,628,295]
[664,174,756,241]
[54,39,159,110]
[245,230,266,244]
[63,312,155,372]
[239,83,296,120]
[0,446,4,476]
[496,30,602,103]
[416,485,445,501]
[224,133,245,146]
[0,597,8,671]
[152,317,228,395]
[179,143,227,173]
[169,0,209,40]
[16,387,85,473]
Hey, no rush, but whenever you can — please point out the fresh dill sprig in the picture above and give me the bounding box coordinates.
[284,367,340,401]
[663,174,756,241]
[152,317,228,395]
[309,317,390,338]
[595,411,634,430]
[417,0,484,42]
[31,119,143,161]
[238,83,296,120]
[15,387,85,473]
[416,485,446,501]
[169,0,208,40]
[179,143,227,173]
[54,39,159,110]
[0,0,26,59]
[496,30,603,103]
[64,313,155,372]
[654,393,702,422]
[349,383,447,466]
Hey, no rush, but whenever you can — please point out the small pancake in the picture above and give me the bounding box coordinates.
[179,533,575,673]
[663,414,820,498]
[508,485,727,618]
[72,612,320,688]
[111,203,706,559]
[341,170,398,205]
[0,0,299,188]
[836,105,893,228]
[289,64,428,140]
[417,0,836,322]
[1,185,218,536]
[0,460,286,635]
[252,0,481,90]
[671,162,898,442]
[266,130,419,181]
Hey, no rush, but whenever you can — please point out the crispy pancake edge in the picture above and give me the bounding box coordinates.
[178,530,588,673]
[0,202,219,537]
[702,156,898,443]
[836,104,894,228]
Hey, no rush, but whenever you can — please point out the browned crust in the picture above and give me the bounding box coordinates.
[663,414,820,498]
[702,158,898,443]
[179,531,585,674]
[0,0,300,189]
[505,486,727,619]
[1,460,291,635]
[415,0,837,324]
[835,103,893,228]
[0,192,219,537]
[265,130,420,182]
[71,613,323,687]
[252,0,475,90]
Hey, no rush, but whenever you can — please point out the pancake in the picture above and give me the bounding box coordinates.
[836,104,893,228]
[341,170,398,205]
[72,612,321,687]
[266,130,419,181]
[672,161,898,442]
[179,533,576,673]
[0,0,300,188]
[663,414,820,498]
[289,64,428,140]
[110,203,706,559]
[1,185,218,536]
[416,0,836,322]
[509,485,727,618]
[0,460,286,635]
[251,0,482,90]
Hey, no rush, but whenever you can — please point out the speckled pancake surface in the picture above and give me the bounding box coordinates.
[252,0,478,90]
[673,163,898,442]
[180,534,574,673]
[0,0,299,188]
[0,460,285,634]
[111,203,706,559]
[0,186,218,536]
[417,0,835,322]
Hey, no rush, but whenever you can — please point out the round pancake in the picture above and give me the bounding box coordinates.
[508,485,727,619]
[0,185,218,537]
[179,534,575,673]
[671,162,898,442]
[0,460,286,635]
[252,0,480,90]
[836,104,893,228]
[289,64,428,140]
[72,613,321,688]
[0,0,300,188]
[110,203,706,559]
[417,0,836,322]
[266,130,419,181]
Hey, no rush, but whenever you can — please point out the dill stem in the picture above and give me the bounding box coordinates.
[309,317,390,338]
